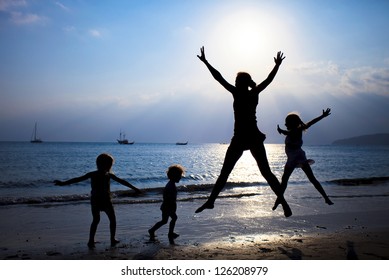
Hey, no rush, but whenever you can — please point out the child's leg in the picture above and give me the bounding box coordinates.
[301,164,333,205]
[149,212,169,238]
[168,213,178,236]
[168,213,179,244]
[88,208,100,248]
[273,165,294,210]
[105,205,119,246]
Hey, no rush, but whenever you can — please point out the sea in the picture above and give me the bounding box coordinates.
[0,142,388,207]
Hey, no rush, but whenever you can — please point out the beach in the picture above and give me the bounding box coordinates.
[1,182,389,260]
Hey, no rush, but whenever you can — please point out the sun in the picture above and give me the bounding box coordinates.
[205,8,295,72]
[209,11,272,54]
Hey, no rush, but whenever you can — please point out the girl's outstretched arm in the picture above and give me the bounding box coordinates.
[54,173,91,186]
[253,51,285,94]
[277,125,289,135]
[110,174,142,193]
[197,46,235,93]
[305,108,331,129]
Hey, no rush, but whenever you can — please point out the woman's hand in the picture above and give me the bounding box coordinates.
[197,46,207,62]
[274,51,285,66]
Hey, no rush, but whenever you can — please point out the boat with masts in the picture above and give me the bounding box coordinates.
[117,131,134,145]
[30,122,43,143]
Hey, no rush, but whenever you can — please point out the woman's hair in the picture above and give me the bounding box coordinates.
[235,72,256,89]
[285,113,307,130]
[167,164,185,180]
[96,153,114,171]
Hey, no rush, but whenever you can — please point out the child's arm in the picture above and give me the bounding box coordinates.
[305,108,331,129]
[277,125,289,135]
[54,173,91,186]
[110,174,142,193]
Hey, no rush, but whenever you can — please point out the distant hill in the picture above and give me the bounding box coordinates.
[332,133,389,145]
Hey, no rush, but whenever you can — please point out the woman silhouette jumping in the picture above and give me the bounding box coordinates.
[195,47,292,217]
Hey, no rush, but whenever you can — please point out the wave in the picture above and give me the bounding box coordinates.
[1,177,389,207]
[0,182,262,206]
[328,176,389,186]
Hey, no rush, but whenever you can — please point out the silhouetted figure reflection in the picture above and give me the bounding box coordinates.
[54,153,141,248]
[149,165,185,244]
[195,46,291,217]
[273,109,334,211]
[346,241,358,260]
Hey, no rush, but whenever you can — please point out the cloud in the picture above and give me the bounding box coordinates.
[88,29,102,38]
[294,61,340,76]
[63,25,76,33]
[10,11,46,25]
[0,0,26,11]
[293,61,389,97]
[1,0,46,25]
[340,67,389,96]
[55,1,70,12]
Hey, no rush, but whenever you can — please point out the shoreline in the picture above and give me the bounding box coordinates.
[1,183,389,260]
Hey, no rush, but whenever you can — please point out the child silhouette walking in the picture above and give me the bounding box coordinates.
[54,153,141,248]
[273,109,334,210]
[149,164,185,244]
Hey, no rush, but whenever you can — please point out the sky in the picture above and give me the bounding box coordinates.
[0,0,388,144]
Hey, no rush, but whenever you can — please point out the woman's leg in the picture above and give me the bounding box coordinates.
[273,165,294,210]
[195,142,243,213]
[250,144,292,217]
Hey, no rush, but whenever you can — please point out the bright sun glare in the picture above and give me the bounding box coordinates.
[206,8,295,72]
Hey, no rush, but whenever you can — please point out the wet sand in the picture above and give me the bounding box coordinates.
[1,185,389,260]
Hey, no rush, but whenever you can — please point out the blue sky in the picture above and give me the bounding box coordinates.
[1,0,388,143]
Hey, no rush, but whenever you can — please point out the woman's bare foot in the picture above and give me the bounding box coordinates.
[195,201,214,213]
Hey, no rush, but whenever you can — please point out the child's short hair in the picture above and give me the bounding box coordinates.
[96,153,114,171]
[167,164,185,180]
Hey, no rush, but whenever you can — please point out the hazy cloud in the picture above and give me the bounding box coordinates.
[340,67,389,96]
[0,0,26,11]
[55,1,70,12]
[63,25,76,33]
[88,29,102,38]
[10,11,46,25]
[294,61,340,76]
[0,0,46,25]
[294,61,389,97]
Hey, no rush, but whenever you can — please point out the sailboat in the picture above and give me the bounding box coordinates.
[117,131,134,145]
[30,122,43,143]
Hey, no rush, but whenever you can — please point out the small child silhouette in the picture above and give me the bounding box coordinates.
[273,109,334,211]
[148,164,185,244]
[54,153,141,248]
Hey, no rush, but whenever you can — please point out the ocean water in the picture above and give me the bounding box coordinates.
[0,142,388,206]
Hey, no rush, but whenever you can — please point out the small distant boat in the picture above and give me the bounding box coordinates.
[176,141,188,145]
[117,131,134,145]
[30,122,43,143]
